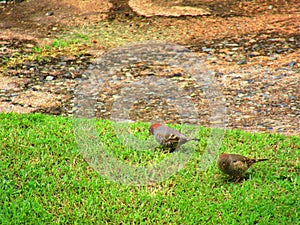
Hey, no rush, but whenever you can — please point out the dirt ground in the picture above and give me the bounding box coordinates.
[1,0,299,40]
[0,0,299,135]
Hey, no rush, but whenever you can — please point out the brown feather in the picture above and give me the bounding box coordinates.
[218,153,268,182]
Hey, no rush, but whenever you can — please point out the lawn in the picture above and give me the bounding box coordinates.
[0,113,299,224]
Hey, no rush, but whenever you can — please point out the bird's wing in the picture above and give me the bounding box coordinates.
[167,133,181,142]
[231,160,248,171]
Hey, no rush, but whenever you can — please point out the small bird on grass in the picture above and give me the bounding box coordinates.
[217,153,268,183]
[149,123,200,152]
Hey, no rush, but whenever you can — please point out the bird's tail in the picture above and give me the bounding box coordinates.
[189,138,200,142]
[253,158,268,164]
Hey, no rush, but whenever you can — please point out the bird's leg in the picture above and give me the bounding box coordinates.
[234,176,242,184]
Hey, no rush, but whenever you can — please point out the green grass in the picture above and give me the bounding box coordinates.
[0,37,88,72]
[62,19,180,49]
[0,113,299,224]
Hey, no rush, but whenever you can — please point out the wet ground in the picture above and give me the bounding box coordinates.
[0,0,299,135]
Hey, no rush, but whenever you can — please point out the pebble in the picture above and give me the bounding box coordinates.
[232,75,241,80]
[288,37,295,42]
[237,59,247,65]
[225,43,239,47]
[45,76,54,81]
[25,43,34,48]
[214,72,224,77]
[125,72,133,77]
[46,11,54,16]
[248,52,260,57]
[202,47,214,52]
[287,61,295,67]
[59,61,67,66]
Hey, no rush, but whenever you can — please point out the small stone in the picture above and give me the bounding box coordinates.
[214,72,224,77]
[25,43,34,48]
[288,37,295,42]
[248,52,260,57]
[125,72,133,77]
[252,44,259,50]
[59,61,67,66]
[46,76,54,81]
[237,59,247,65]
[232,75,241,80]
[225,43,239,47]
[46,11,54,16]
[288,95,295,100]
[287,61,295,67]
[173,72,182,77]
[276,49,284,53]
[202,47,213,52]
[207,56,218,61]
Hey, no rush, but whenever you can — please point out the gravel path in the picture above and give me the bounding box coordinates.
[0,0,299,136]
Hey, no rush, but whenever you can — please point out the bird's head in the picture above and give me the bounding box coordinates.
[149,123,162,135]
[218,153,231,168]
[219,153,230,160]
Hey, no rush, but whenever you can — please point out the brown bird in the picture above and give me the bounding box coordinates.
[149,123,200,152]
[217,153,268,183]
